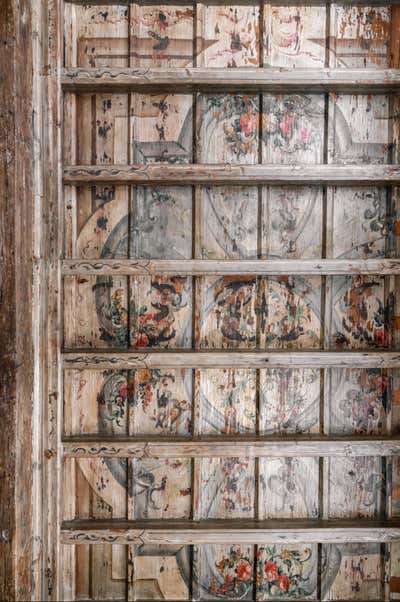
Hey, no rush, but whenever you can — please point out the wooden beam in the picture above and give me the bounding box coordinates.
[63,0,400,5]
[62,258,400,276]
[62,350,400,370]
[61,518,400,545]
[62,435,400,458]
[63,164,400,185]
[62,67,400,92]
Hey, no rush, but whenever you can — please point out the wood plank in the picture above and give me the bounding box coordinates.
[62,258,400,275]
[62,350,400,370]
[61,68,400,92]
[63,164,400,184]
[62,67,400,92]
[60,518,400,545]
[62,435,400,458]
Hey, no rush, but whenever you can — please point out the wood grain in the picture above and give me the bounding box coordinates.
[61,67,400,92]
[62,258,400,275]
[60,518,400,545]
[63,163,400,184]
[63,435,400,459]
[62,350,400,370]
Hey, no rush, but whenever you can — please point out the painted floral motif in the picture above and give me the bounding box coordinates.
[262,95,324,162]
[134,369,192,434]
[201,5,259,68]
[131,276,191,348]
[97,370,133,428]
[260,369,320,435]
[202,457,254,518]
[202,276,257,348]
[329,368,388,435]
[331,276,390,349]
[327,456,383,517]
[259,277,321,349]
[257,546,315,599]
[133,458,191,519]
[134,187,193,259]
[210,546,253,597]
[200,369,256,435]
[109,287,129,346]
[205,95,259,159]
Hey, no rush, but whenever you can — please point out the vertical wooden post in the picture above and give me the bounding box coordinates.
[0,1,37,599]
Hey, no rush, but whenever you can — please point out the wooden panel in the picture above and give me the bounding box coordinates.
[256,543,318,599]
[64,3,129,68]
[262,94,325,164]
[321,543,384,601]
[329,3,392,69]
[130,4,194,68]
[194,544,254,600]
[263,3,326,68]
[259,368,320,434]
[131,93,192,164]
[197,3,260,68]
[131,457,192,519]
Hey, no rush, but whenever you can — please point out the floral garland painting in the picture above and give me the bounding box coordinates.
[210,546,253,598]
[200,276,257,348]
[257,545,317,599]
[97,370,133,430]
[329,275,390,349]
[262,94,324,163]
[198,94,259,163]
[134,368,192,435]
[131,275,192,348]
[259,276,321,349]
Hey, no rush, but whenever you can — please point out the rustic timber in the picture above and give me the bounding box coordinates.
[60,518,400,545]
[62,67,400,92]
[62,435,400,458]
[62,350,400,370]
[62,258,400,276]
[0,0,42,599]
[63,164,400,185]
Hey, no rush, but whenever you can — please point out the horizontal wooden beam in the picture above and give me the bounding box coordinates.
[62,258,400,276]
[63,164,400,185]
[61,519,400,545]
[63,0,400,6]
[62,67,400,92]
[62,350,400,370]
[62,435,400,458]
